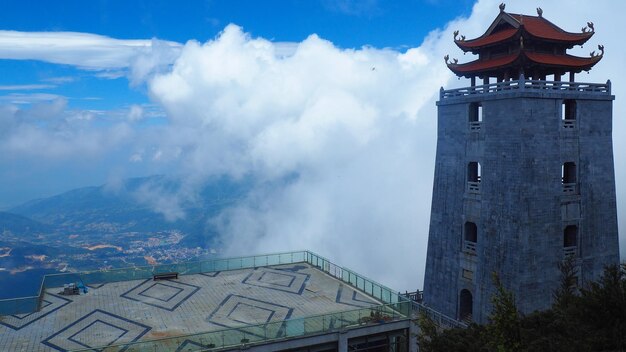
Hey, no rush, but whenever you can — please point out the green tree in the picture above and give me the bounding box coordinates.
[573,263,626,350]
[486,272,521,352]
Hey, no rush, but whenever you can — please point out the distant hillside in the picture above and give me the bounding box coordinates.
[0,211,54,235]
[9,175,252,246]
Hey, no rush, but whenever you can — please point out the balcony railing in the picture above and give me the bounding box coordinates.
[563,246,577,258]
[73,301,412,352]
[467,181,481,193]
[562,119,576,129]
[463,240,477,254]
[562,183,577,194]
[469,121,481,132]
[440,78,611,100]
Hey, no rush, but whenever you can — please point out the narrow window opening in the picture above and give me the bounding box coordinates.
[463,222,477,253]
[562,100,577,120]
[464,222,477,242]
[562,162,576,183]
[564,225,577,247]
[562,100,577,129]
[459,289,473,322]
[467,162,481,193]
[562,162,577,194]
[469,103,482,132]
[468,162,481,182]
[563,225,578,257]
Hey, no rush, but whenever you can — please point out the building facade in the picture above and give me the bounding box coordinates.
[423,4,619,323]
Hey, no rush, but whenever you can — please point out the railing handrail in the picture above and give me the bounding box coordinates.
[410,301,468,329]
[441,79,611,100]
[0,250,309,314]
[71,300,412,352]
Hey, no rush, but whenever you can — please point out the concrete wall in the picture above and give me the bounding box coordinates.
[424,88,619,323]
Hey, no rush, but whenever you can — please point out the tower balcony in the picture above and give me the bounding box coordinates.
[439,78,611,101]
[467,181,480,194]
[562,119,576,130]
[563,246,577,258]
[463,240,477,254]
[562,182,578,194]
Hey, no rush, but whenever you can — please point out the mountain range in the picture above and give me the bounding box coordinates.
[0,175,253,298]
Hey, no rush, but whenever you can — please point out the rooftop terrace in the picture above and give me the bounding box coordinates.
[0,251,460,351]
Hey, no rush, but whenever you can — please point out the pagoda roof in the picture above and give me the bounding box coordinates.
[447,50,602,78]
[456,11,594,52]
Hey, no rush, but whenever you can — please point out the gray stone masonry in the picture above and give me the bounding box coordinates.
[424,84,619,323]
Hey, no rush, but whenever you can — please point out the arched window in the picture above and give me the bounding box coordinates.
[468,162,481,182]
[459,289,473,322]
[562,162,576,183]
[467,162,481,193]
[562,162,577,194]
[463,222,478,254]
[564,225,577,247]
[464,222,478,243]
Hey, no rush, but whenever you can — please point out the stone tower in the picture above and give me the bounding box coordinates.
[423,5,619,323]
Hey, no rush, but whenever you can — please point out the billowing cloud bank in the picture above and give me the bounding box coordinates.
[147,24,451,289]
[1,0,624,290]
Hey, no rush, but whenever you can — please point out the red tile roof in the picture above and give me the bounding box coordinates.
[448,53,519,73]
[456,12,593,51]
[509,14,593,43]
[525,52,602,67]
[456,28,518,49]
[448,51,601,75]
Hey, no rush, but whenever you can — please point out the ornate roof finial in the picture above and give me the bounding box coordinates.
[587,22,594,32]
[536,7,543,17]
[453,30,459,40]
[499,3,506,12]
[444,55,449,64]
[598,44,604,56]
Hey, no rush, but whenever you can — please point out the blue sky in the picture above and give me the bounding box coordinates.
[1,0,624,289]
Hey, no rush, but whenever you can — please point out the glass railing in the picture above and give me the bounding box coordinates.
[71,301,411,352]
[0,251,308,315]
[306,251,402,305]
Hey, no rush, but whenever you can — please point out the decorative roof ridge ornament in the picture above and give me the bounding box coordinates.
[582,22,594,33]
[536,7,543,18]
[499,3,505,12]
[443,55,458,65]
[453,30,466,41]
[591,44,604,58]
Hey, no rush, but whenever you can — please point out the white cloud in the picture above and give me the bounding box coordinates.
[0,30,183,78]
[128,104,144,122]
[0,99,134,159]
[0,92,64,104]
[145,23,450,289]
[0,84,56,91]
